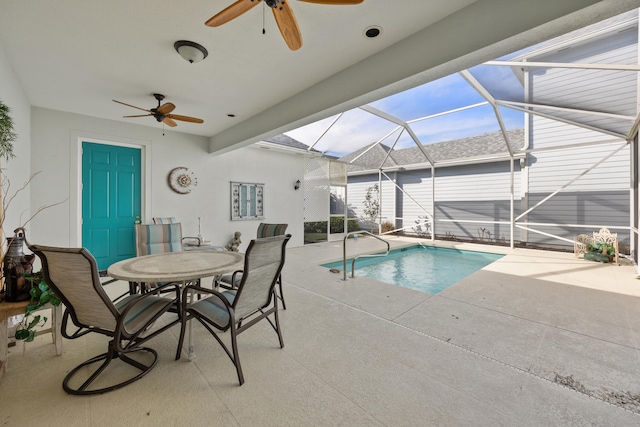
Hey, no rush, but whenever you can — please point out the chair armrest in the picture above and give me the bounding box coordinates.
[182,236,202,246]
[219,269,244,290]
[181,284,234,312]
[115,281,179,338]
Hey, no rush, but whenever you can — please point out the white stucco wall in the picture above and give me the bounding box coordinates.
[0,44,32,239]
[28,107,304,253]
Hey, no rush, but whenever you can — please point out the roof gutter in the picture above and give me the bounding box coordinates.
[347,152,526,176]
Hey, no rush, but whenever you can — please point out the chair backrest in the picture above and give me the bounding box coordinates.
[135,223,183,256]
[152,217,177,224]
[233,234,291,319]
[29,245,118,331]
[256,223,288,238]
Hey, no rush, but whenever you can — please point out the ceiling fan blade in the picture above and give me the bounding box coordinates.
[162,117,178,127]
[206,0,261,27]
[112,99,151,113]
[123,114,153,118]
[297,0,364,4]
[272,1,302,51]
[166,114,204,124]
[157,102,176,115]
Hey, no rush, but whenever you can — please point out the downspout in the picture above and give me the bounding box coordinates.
[378,170,382,234]
[431,164,435,241]
[510,158,514,248]
[521,59,532,246]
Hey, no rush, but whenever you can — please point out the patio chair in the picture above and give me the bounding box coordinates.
[152,217,224,250]
[152,217,177,224]
[218,223,288,309]
[175,234,291,385]
[28,244,180,395]
[135,223,202,293]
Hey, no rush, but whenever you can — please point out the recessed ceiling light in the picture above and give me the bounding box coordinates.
[363,26,382,39]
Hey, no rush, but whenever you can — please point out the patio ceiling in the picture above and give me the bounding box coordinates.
[0,1,637,155]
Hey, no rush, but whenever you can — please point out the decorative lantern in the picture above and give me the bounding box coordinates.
[3,228,35,302]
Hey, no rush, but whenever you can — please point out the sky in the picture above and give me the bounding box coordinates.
[284,49,532,158]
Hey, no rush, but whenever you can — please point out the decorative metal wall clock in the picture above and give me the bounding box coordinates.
[168,167,197,194]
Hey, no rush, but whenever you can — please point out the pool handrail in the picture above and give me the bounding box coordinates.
[342,231,391,281]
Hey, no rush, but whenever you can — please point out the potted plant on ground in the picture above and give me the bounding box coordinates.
[584,240,616,263]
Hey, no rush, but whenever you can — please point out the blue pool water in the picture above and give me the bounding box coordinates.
[322,245,503,295]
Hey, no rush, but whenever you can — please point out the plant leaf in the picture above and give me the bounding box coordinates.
[26,315,41,329]
[14,329,29,340]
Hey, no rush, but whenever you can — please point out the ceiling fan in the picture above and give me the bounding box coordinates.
[206,0,365,51]
[112,93,204,127]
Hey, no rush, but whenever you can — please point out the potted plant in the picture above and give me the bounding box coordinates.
[584,240,616,263]
[14,271,61,342]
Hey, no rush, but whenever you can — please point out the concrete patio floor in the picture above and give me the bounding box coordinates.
[2,236,640,426]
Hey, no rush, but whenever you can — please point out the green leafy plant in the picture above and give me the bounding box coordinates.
[14,271,61,342]
[588,240,616,256]
[0,99,17,161]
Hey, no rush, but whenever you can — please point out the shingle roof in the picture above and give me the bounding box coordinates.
[340,128,525,172]
[263,134,319,152]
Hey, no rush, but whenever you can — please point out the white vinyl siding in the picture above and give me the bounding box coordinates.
[396,170,433,232]
[522,27,636,249]
[530,27,638,122]
[433,162,520,241]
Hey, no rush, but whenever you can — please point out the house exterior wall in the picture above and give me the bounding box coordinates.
[396,169,433,233]
[523,21,636,250]
[28,107,305,252]
[344,18,636,253]
[348,160,520,242]
[434,162,521,242]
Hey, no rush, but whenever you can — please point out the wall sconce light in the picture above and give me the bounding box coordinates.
[174,40,208,64]
[294,179,301,190]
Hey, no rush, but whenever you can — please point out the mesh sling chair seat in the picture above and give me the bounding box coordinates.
[135,223,201,294]
[152,217,227,252]
[28,244,180,395]
[176,234,291,385]
[219,223,288,309]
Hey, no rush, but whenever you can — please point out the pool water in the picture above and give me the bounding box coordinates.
[322,245,503,294]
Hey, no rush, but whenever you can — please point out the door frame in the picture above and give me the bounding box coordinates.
[69,131,152,247]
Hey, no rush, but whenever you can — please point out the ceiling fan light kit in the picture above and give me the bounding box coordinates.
[174,40,208,63]
[113,93,204,128]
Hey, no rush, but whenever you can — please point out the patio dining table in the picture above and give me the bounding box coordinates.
[107,250,244,358]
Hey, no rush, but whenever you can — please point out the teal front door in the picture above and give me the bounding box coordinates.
[82,142,141,270]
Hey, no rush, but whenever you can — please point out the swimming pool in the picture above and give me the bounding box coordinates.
[322,245,503,295]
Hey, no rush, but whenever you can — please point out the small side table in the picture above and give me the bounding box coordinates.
[0,300,63,383]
